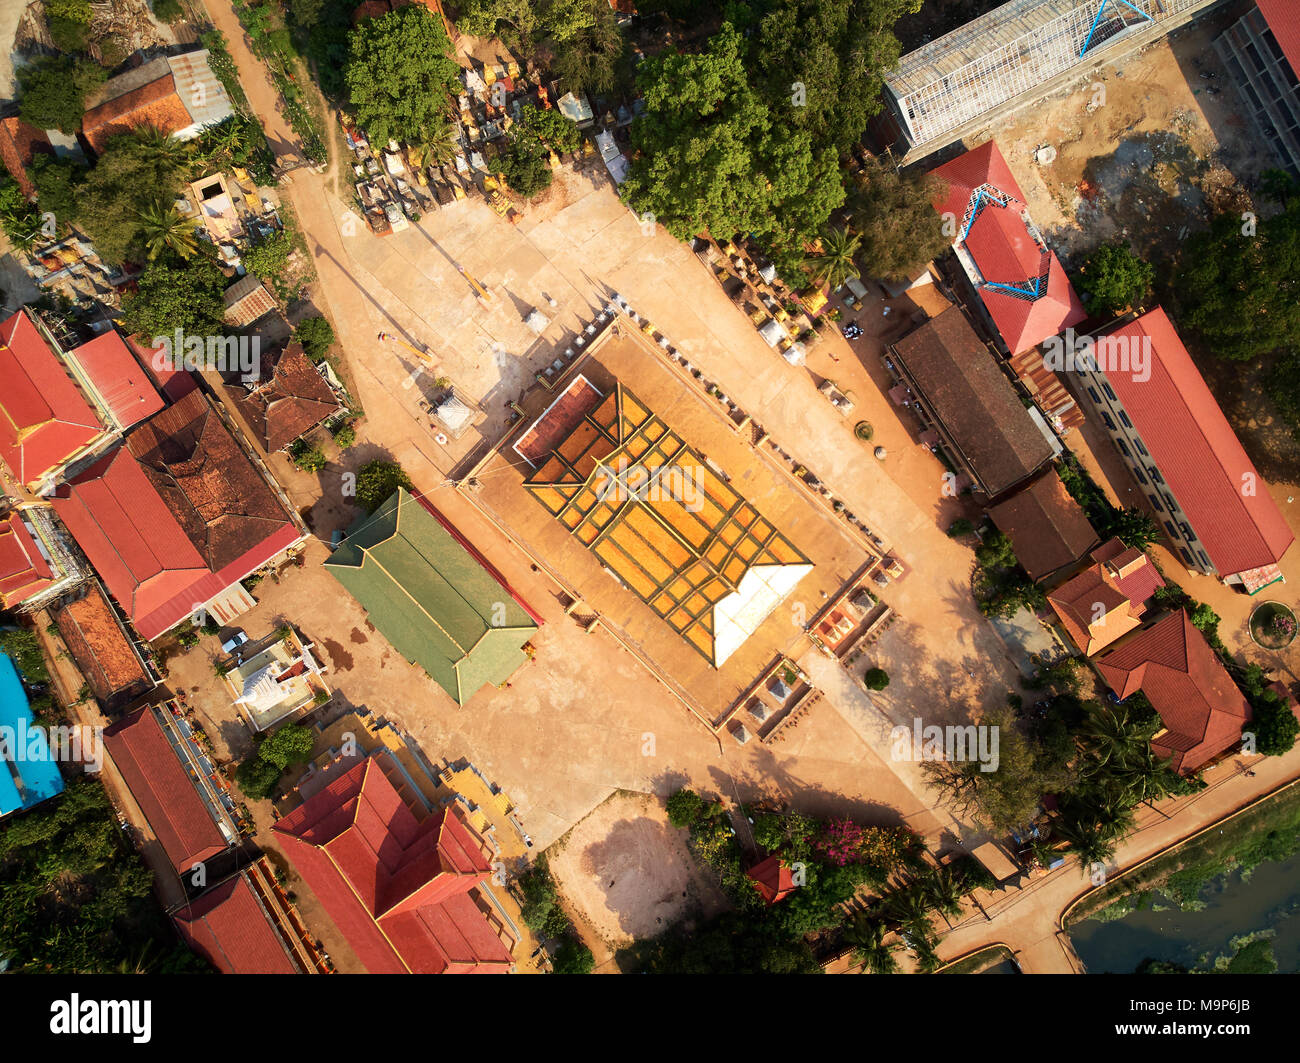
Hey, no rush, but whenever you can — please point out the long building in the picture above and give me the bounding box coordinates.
[1215,0,1300,177]
[1071,307,1293,592]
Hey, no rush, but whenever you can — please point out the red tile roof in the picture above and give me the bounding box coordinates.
[932,141,1086,354]
[747,855,797,905]
[1095,610,1251,774]
[128,335,200,402]
[171,875,299,974]
[52,390,301,639]
[71,331,165,429]
[273,756,513,974]
[103,706,230,873]
[0,116,53,199]
[1090,537,1165,605]
[1047,539,1162,656]
[54,582,152,710]
[81,74,192,154]
[987,471,1099,581]
[1257,0,1300,81]
[0,511,54,606]
[1100,308,1294,577]
[233,341,341,452]
[0,309,106,487]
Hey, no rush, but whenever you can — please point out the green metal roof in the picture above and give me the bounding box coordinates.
[324,489,536,705]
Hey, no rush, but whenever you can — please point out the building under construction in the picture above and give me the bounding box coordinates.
[882,0,1226,160]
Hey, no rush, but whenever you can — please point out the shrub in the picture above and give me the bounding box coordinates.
[289,441,326,472]
[152,0,184,21]
[294,315,334,360]
[666,788,706,829]
[355,459,413,513]
[1252,696,1300,757]
[552,936,594,974]
[947,517,974,538]
[864,668,889,691]
[259,723,315,769]
[332,425,356,450]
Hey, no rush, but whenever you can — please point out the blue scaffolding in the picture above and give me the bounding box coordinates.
[1079,0,1153,57]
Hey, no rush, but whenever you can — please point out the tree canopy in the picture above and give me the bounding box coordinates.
[119,259,227,340]
[1074,241,1154,317]
[1173,202,1300,363]
[621,24,844,258]
[848,155,948,282]
[345,7,460,147]
[17,55,106,135]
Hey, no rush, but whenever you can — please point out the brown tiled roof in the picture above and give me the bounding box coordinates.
[891,307,1054,497]
[987,471,1099,581]
[124,388,296,572]
[222,275,277,327]
[54,582,152,711]
[1095,610,1251,775]
[0,117,53,199]
[81,74,191,154]
[233,341,341,452]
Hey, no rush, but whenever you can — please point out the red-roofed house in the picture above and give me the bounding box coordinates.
[71,331,166,429]
[171,869,309,974]
[0,309,110,492]
[272,755,515,974]
[746,855,797,905]
[1095,610,1252,775]
[0,510,54,607]
[931,141,1086,355]
[52,389,305,640]
[1216,2,1300,178]
[103,703,237,873]
[1047,538,1164,655]
[1072,307,1294,592]
[80,51,233,155]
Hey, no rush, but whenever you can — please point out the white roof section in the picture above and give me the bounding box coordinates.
[558,92,594,125]
[167,50,234,132]
[713,562,813,666]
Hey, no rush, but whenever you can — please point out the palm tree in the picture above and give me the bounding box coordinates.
[803,226,862,290]
[199,117,245,166]
[1053,814,1118,870]
[883,883,933,932]
[922,865,967,926]
[1077,702,1156,776]
[841,913,898,974]
[131,125,193,170]
[137,201,197,261]
[414,122,460,169]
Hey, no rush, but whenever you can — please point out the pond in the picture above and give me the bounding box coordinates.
[1069,849,1300,973]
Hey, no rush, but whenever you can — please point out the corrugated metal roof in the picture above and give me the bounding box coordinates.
[167,50,234,131]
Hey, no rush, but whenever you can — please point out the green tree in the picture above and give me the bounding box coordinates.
[666,788,706,828]
[620,25,844,251]
[513,105,582,155]
[747,0,921,159]
[842,913,898,973]
[295,315,335,360]
[803,226,861,290]
[848,155,949,282]
[289,440,327,469]
[355,459,414,513]
[1251,694,1299,756]
[0,178,42,248]
[30,155,85,225]
[1174,205,1300,363]
[864,667,889,691]
[1105,506,1159,550]
[152,0,184,21]
[552,936,595,973]
[78,129,192,264]
[550,0,629,97]
[137,202,198,261]
[346,7,460,146]
[17,56,105,134]
[235,755,283,800]
[243,230,291,279]
[259,723,315,769]
[119,260,227,339]
[500,141,553,198]
[44,0,92,52]
[1073,242,1154,316]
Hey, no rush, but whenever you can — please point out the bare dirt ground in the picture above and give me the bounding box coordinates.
[993,13,1274,268]
[548,791,726,949]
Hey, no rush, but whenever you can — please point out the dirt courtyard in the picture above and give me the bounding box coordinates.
[549,791,727,948]
[988,8,1276,267]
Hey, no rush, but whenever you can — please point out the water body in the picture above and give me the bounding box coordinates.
[1070,850,1300,973]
